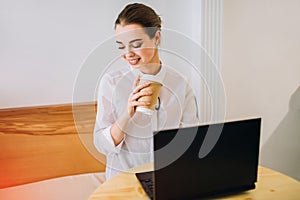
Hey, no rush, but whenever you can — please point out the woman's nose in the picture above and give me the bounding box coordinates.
[124,50,135,58]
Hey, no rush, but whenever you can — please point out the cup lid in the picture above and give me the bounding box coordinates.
[140,74,163,85]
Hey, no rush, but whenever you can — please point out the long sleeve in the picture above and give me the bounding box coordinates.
[93,73,125,155]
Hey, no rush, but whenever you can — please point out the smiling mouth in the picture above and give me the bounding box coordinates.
[128,58,141,65]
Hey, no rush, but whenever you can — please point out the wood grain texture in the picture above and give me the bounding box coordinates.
[89,164,300,200]
[0,103,106,188]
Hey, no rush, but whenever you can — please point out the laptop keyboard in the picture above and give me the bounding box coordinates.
[136,171,154,199]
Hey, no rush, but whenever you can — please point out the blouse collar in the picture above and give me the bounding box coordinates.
[131,63,167,85]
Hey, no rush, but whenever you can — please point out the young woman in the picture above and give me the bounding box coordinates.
[94,3,198,180]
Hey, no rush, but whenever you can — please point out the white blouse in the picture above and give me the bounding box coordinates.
[94,64,199,180]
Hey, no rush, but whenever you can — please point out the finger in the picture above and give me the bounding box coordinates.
[133,75,140,88]
[129,101,151,107]
[131,91,153,101]
[132,82,151,94]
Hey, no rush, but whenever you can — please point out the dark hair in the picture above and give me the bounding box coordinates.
[115,3,162,38]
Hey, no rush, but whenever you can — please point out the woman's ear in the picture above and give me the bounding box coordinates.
[155,30,161,45]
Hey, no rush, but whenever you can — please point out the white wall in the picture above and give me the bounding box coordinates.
[222,0,300,180]
[0,0,202,109]
[0,0,115,108]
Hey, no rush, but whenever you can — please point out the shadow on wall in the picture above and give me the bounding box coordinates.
[261,86,300,181]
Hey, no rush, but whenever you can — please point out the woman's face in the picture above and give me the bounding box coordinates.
[115,23,160,72]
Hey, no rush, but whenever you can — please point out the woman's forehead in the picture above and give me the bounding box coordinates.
[115,24,148,42]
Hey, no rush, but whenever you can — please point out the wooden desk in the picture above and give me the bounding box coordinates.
[89,164,300,200]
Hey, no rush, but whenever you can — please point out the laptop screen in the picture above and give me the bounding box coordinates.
[152,118,261,199]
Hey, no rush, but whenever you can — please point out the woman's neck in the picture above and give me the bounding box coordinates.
[140,61,161,75]
[140,50,161,75]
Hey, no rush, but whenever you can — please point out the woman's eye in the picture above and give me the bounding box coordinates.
[118,46,125,50]
[132,43,143,48]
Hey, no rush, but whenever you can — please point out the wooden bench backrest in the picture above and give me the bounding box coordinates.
[0,103,106,188]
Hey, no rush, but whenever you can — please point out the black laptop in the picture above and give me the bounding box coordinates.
[136,118,261,200]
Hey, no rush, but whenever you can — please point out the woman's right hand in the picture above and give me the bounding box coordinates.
[110,76,153,146]
[127,75,152,118]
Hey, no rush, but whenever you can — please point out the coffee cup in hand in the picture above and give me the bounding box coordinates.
[136,75,162,115]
